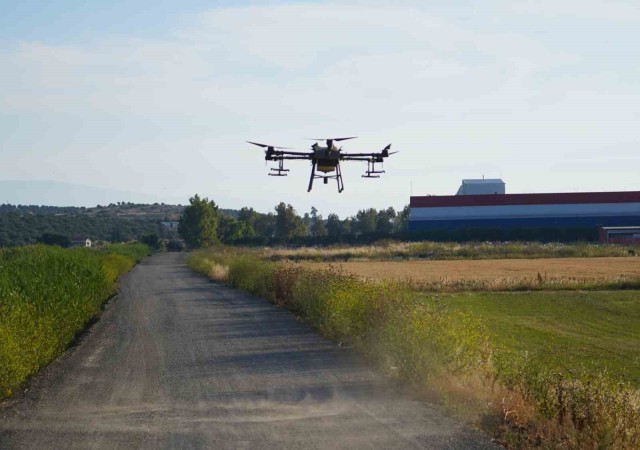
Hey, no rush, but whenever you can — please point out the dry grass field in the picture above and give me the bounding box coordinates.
[304,256,640,283]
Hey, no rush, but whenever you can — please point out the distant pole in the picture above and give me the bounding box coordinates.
[410,181,413,196]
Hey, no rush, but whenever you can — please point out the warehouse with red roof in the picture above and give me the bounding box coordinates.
[409,179,640,232]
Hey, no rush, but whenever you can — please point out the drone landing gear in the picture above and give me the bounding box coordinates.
[308,162,344,193]
[269,159,289,177]
[363,159,385,178]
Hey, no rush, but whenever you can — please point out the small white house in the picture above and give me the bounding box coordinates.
[71,237,92,247]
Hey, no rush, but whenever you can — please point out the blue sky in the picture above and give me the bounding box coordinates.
[1,1,639,217]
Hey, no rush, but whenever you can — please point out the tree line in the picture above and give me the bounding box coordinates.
[0,212,162,247]
[1,196,599,249]
[178,194,411,248]
[0,198,411,248]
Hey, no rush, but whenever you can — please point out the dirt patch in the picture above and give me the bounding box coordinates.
[303,257,640,282]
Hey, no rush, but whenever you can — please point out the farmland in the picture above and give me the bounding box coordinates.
[300,254,640,383]
[421,291,640,385]
[0,243,149,398]
[301,256,640,291]
[189,243,640,449]
[305,257,640,282]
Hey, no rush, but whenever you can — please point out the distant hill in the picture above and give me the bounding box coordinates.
[0,202,184,219]
[0,180,188,207]
[0,200,240,247]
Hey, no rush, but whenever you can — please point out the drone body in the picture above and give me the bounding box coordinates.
[248,137,396,193]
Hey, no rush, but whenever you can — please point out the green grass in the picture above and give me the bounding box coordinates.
[0,243,150,398]
[423,291,640,386]
[99,242,151,263]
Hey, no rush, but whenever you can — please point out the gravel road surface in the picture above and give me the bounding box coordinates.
[0,253,497,449]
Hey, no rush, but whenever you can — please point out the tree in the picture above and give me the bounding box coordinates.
[140,233,161,250]
[376,207,396,235]
[218,215,248,243]
[308,206,327,238]
[37,232,71,247]
[274,202,306,242]
[178,194,219,248]
[353,208,378,235]
[395,205,411,234]
[302,212,311,236]
[311,214,328,238]
[237,207,258,237]
[110,227,125,243]
[326,213,343,238]
[254,212,276,240]
[342,217,353,237]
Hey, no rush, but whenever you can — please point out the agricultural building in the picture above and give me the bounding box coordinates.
[599,226,640,244]
[456,179,505,195]
[409,187,640,232]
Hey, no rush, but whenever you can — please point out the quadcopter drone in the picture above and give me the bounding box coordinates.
[247,137,397,193]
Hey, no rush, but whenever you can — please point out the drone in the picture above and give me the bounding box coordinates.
[247,137,397,193]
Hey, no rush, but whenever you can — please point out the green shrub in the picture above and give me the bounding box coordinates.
[227,254,274,300]
[166,239,185,252]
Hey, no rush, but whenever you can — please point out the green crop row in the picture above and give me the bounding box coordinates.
[189,247,640,449]
[0,243,149,398]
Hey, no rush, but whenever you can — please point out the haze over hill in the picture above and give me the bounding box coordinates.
[0,180,189,207]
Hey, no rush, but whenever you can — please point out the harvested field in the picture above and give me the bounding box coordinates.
[304,256,640,283]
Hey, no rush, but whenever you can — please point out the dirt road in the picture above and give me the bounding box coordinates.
[0,253,495,449]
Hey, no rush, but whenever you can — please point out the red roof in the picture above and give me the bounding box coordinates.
[410,191,640,208]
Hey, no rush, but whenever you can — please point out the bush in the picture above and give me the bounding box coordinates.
[166,240,185,252]
[227,255,274,300]
[140,233,161,250]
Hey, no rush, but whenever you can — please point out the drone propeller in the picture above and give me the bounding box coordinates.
[307,136,357,141]
[246,141,291,150]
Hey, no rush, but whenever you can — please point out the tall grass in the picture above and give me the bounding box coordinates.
[0,243,149,398]
[403,273,640,292]
[261,241,638,261]
[99,242,151,263]
[189,246,640,449]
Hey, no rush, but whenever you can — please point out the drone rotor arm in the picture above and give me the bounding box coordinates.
[278,155,313,160]
[341,156,374,161]
[340,152,378,158]
[274,150,313,157]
